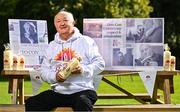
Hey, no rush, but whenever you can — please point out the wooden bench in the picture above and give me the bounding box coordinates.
[23,93,162,103]
[1,104,180,112]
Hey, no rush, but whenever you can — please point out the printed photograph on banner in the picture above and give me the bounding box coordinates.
[112,46,134,66]
[126,18,164,43]
[38,21,48,43]
[112,48,126,66]
[83,20,102,38]
[126,18,136,42]
[134,44,163,66]
[20,20,38,44]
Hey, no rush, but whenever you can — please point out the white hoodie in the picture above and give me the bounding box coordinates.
[40,27,105,94]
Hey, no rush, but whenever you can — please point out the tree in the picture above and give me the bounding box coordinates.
[150,0,180,69]
[105,0,153,18]
[49,0,153,31]
[0,0,153,70]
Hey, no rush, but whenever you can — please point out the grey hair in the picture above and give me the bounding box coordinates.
[54,10,74,22]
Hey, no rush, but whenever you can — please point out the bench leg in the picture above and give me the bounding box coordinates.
[12,79,18,104]
[163,79,171,104]
[18,79,24,104]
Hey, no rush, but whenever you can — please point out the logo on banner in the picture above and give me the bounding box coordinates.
[139,71,157,98]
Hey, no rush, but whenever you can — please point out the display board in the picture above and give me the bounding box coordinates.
[8,19,48,68]
[83,18,164,70]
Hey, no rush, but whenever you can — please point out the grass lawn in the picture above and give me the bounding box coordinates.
[0,75,180,104]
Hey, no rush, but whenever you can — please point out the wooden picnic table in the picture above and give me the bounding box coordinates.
[1,70,179,105]
[100,70,180,104]
[1,70,29,104]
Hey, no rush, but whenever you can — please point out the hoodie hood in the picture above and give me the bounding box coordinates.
[54,27,82,44]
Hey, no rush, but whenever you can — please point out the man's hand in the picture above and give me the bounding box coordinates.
[71,65,83,74]
[56,64,82,82]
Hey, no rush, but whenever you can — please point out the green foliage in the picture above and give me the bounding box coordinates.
[48,0,153,31]
[105,0,153,18]
[0,0,19,16]
[150,0,180,69]
[151,0,180,46]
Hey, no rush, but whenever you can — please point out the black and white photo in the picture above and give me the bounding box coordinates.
[20,21,38,44]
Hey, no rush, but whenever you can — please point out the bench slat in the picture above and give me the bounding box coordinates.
[1,104,180,112]
[97,93,161,102]
[24,93,161,100]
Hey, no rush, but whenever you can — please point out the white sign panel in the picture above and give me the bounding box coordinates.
[8,19,48,68]
[139,71,157,97]
[83,18,164,70]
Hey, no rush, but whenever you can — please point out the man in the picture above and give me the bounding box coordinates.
[25,10,105,111]
[135,44,163,66]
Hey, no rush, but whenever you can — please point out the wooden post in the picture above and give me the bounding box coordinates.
[163,79,171,104]
[18,79,24,104]
[12,79,18,104]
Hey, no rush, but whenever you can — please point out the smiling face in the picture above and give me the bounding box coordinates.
[54,11,75,40]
